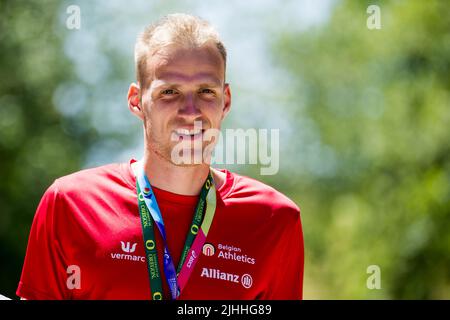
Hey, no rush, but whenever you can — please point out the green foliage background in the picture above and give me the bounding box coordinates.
[0,0,448,299]
[0,0,96,299]
[275,0,449,299]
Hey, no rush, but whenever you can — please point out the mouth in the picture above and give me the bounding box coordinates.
[173,128,206,141]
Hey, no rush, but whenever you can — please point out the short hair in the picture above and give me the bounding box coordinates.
[135,13,227,91]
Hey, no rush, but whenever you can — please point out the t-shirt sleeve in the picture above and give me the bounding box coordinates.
[266,206,304,300]
[16,181,70,300]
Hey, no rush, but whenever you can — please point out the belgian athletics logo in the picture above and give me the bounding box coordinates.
[202,243,215,257]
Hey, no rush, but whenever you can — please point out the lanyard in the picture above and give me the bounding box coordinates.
[136,163,217,300]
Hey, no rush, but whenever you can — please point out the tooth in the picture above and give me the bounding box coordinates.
[176,128,202,135]
[177,129,189,135]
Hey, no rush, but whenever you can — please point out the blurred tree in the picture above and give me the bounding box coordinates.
[274,0,449,298]
[0,0,98,298]
[1,0,448,300]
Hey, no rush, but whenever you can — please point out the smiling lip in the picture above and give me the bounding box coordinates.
[173,128,206,141]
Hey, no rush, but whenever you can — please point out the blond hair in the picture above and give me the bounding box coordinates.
[135,13,227,90]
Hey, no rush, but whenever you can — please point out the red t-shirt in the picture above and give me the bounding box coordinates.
[17,159,304,300]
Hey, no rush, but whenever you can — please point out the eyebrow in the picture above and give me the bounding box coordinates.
[156,72,222,86]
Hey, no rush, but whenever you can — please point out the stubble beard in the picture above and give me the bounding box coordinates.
[145,125,216,167]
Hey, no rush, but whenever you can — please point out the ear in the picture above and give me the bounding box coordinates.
[222,83,232,120]
[128,83,144,121]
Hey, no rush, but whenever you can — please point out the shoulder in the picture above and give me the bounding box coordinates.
[51,162,126,196]
[226,170,301,221]
[34,162,129,227]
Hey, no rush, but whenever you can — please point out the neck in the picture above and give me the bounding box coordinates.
[133,149,224,196]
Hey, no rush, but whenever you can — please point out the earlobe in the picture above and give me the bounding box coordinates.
[128,100,144,120]
[130,95,140,109]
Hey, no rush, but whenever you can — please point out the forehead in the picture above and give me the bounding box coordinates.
[146,45,225,86]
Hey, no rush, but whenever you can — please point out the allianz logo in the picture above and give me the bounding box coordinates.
[110,241,145,263]
[200,268,253,289]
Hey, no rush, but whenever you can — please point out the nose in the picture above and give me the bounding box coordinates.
[178,93,202,121]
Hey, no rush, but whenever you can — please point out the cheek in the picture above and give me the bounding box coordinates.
[145,108,176,136]
[205,101,225,122]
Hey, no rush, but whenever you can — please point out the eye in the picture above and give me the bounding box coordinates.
[199,88,215,95]
[161,89,178,95]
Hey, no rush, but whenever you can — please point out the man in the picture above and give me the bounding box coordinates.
[17,13,304,300]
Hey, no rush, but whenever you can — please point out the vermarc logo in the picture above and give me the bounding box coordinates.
[111,241,145,262]
[121,241,137,253]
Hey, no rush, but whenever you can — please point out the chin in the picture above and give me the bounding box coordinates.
[167,141,214,166]
[170,148,210,166]
[171,162,205,168]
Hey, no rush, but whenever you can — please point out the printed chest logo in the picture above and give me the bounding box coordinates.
[200,268,253,289]
[110,241,145,262]
[202,243,215,256]
[202,243,256,265]
[121,241,137,253]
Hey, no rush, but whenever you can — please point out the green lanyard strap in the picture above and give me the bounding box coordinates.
[137,182,164,300]
[137,172,214,300]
